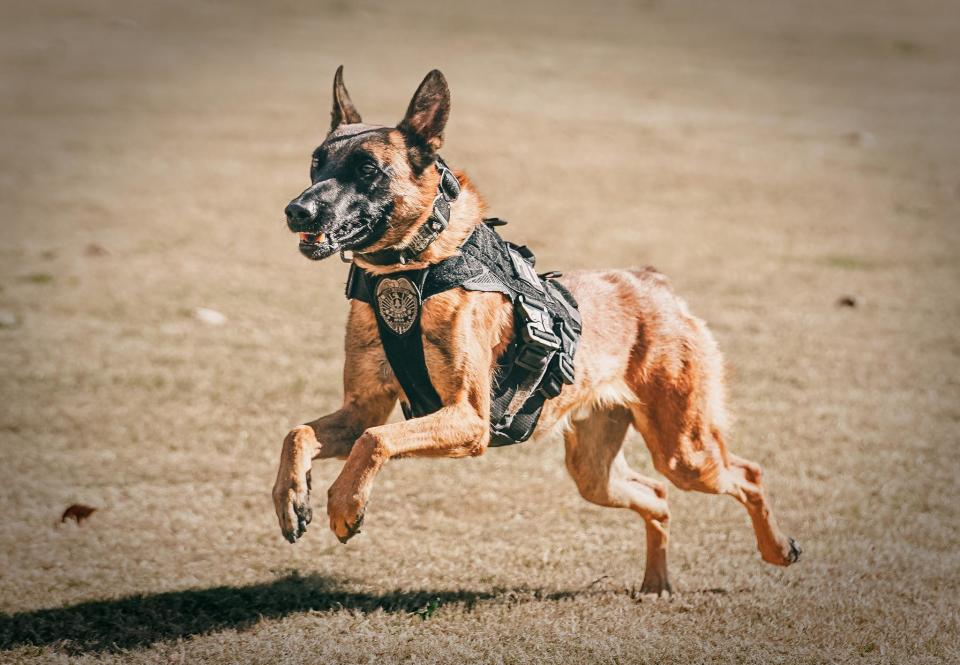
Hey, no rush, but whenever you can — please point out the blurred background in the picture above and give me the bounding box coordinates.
[1,1,958,662]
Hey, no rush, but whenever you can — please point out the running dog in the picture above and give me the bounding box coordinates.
[272,67,801,595]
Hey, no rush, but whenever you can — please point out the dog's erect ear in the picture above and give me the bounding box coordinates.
[330,65,362,131]
[398,70,450,172]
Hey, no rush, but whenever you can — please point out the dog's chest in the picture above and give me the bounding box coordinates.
[346,223,582,445]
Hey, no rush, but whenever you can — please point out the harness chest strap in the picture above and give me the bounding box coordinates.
[345,221,582,446]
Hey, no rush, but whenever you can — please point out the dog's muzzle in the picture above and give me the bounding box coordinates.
[285,200,386,262]
[284,200,335,260]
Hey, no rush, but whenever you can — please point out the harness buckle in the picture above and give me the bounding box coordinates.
[513,295,561,372]
[516,296,561,350]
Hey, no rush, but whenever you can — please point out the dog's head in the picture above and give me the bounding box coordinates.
[285,67,451,260]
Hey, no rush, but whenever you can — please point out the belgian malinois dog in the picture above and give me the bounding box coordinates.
[272,67,801,595]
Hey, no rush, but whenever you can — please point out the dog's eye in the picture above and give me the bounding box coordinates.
[357,161,379,178]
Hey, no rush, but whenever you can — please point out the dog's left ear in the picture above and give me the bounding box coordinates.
[398,70,450,172]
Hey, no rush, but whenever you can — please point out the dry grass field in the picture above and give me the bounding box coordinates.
[2,1,959,662]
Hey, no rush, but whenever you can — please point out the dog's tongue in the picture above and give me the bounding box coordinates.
[299,232,324,244]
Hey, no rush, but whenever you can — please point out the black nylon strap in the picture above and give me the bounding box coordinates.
[357,268,443,418]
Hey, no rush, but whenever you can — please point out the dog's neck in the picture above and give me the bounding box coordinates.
[354,169,485,276]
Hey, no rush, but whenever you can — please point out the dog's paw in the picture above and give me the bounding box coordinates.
[760,534,803,566]
[273,470,312,544]
[634,576,673,601]
[327,484,366,544]
[331,507,365,544]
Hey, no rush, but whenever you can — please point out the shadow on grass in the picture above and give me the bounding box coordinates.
[0,572,498,655]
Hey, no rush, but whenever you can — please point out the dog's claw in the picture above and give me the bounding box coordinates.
[335,509,365,544]
[332,505,365,544]
[274,481,313,544]
[295,502,312,535]
[787,536,802,563]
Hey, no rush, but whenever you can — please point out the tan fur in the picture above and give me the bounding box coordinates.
[273,126,799,594]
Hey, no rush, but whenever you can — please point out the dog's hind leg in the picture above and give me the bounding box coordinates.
[564,405,672,597]
[633,406,801,567]
[719,442,803,566]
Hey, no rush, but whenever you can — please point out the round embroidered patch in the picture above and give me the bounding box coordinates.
[375,277,420,336]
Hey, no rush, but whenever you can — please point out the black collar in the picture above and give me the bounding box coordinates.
[352,157,461,266]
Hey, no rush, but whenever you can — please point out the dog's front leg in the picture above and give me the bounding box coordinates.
[326,402,487,543]
[273,409,356,543]
[273,396,395,543]
[273,301,401,543]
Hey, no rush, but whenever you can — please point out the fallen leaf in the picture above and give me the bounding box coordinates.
[836,295,858,308]
[61,504,97,524]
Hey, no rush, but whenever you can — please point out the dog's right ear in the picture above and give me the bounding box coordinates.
[398,70,450,173]
[330,65,362,131]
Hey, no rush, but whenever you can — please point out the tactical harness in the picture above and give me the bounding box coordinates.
[344,159,582,446]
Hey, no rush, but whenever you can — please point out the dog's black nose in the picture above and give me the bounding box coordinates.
[285,202,315,230]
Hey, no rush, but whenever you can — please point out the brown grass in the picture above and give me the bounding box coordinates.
[1,0,959,662]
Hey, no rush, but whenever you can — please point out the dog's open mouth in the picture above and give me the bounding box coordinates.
[299,232,324,245]
[296,222,380,261]
[298,231,340,260]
